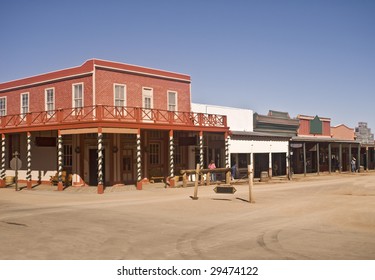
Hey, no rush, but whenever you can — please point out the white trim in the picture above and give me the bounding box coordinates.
[20,92,29,117]
[72,83,84,108]
[189,84,192,111]
[44,87,55,113]
[92,58,190,82]
[95,65,190,83]
[167,90,178,112]
[113,83,127,107]
[0,58,191,93]
[93,66,96,107]
[0,96,7,116]
[0,72,93,93]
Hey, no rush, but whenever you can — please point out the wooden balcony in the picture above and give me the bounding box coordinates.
[0,105,228,133]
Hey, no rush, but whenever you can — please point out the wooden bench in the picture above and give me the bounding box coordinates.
[180,168,231,187]
[150,176,164,183]
[50,171,72,186]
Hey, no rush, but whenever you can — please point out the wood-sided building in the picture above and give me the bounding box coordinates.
[290,115,361,175]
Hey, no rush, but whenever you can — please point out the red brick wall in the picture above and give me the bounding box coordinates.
[95,68,191,111]
[1,76,93,115]
[298,118,331,136]
[0,66,191,115]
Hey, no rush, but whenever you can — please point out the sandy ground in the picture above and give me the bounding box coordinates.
[0,173,374,260]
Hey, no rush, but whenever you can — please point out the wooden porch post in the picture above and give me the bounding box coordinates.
[348,144,352,173]
[225,132,230,168]
[303,142,307,176]
[316,143,320,175]
[57,131,64,191]
[339,144,343,173]
[0,134,5,187]
[199,131,204,169]
[225,131,231,183]
[328,143,331,174]
[26,132,32,190]
[97,128,104,194]
[268,152,272,178]
[136,129,142,190]
[199,131,204,185]
[357,144,361,172]
[286,143,290,180]
[169,130,175,187]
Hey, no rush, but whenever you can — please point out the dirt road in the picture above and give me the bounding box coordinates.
[1,173,374,260]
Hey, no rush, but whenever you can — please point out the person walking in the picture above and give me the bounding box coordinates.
[351,157,357,172]
[231,162,238,180]
[208,160,216,181]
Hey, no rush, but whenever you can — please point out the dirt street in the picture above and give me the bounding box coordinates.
[0,173,374,260]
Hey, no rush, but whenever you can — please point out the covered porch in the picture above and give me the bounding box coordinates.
[0,105,229,194]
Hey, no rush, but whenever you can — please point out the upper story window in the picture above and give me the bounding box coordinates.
[72,83,83,108]
[168,91,177,111]
[0,97,6,116]
[21,93,29,117]
[45,88,55,115]
[114,84,126,107]
[142,87,153,109]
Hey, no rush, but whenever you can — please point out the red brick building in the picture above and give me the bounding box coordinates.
[0,59,229,193]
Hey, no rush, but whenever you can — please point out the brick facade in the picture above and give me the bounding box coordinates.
[0,59,191,114]
[0,59,228,192]
[297,115,331,137]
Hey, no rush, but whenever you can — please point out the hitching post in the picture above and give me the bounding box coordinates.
[14,151,19,192]
[248,164,255,203]
[191,164,200,200]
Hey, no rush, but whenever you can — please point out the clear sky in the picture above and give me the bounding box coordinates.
[1,0,374,130]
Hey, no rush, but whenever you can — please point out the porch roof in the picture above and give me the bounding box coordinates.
[231,130,292,140]
[291,136,360,144]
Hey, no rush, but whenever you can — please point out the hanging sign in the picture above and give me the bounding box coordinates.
[290,143,303,148]
[214,185,237,194]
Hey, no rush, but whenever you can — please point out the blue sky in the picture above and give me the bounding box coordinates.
[1,0,374,130]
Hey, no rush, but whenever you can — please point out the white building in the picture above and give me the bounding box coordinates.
[192,104,297,178]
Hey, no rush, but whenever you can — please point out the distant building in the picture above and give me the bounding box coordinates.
[290,115,361,174]
[253,110,299,137]
[355,122,375,170]
[331,124,355,141]
[355,122,374,144]
[192,104,296,178]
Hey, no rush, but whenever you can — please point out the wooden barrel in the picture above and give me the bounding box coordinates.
[260,171,269,182]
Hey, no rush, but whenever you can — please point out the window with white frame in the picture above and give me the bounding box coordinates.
[21,93,29,117]
[114,84,126,107]
[168,91,177,111]
[0,97,6,116]
[142,87,153,120]
[142,87,153,109]
[45,88,55,115]
[72,83,83,108]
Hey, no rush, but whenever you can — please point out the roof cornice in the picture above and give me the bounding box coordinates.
[0,58,191,92]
